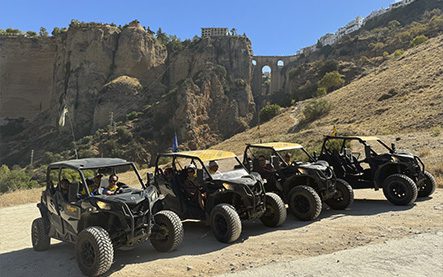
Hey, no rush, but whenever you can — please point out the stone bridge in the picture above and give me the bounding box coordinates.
[251,55,299,105]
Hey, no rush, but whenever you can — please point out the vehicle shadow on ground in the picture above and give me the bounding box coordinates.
[0,198,417,276]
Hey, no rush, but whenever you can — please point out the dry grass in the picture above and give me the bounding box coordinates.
[0,187,44,208]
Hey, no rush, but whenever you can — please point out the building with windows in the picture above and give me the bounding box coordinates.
[391,0,415,9]
[201,28,230,38]
[336,16,364,38]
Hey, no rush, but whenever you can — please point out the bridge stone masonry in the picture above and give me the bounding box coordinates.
[251,55,299,105]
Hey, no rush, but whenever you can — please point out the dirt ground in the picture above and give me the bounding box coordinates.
[1,189,442,277]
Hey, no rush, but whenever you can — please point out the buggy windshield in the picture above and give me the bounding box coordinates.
[80,163,143,194]
[204,157,249,181]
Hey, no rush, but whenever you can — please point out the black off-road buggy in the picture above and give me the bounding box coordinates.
[150,150,287,243]
[242,142,354,221]
[31,158,184,276]
[318,136,436,205]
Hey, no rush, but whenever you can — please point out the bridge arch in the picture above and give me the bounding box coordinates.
[251,55,299,106]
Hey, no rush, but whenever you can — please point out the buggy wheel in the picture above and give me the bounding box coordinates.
[150,210,184,252]
[76,227,113,277]
[288,186,322,221]
[417,171,436,198]
[325,179,354,210]
[210,204,241,243]
[382,174,417,205]
[260,192,287,227]
[31,218,50,251]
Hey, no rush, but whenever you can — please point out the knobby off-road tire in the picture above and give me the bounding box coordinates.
[288,185,322,221]
[325,179,354,210]
[417,171,436,198]
[210,204,242,243]
[382,174,418,205]
[31,217,50,251]
[260,192,287,227]
[150,210,184,252]
[76,227,113,277]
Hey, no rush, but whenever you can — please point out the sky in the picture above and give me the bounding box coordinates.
[0,0,396,56]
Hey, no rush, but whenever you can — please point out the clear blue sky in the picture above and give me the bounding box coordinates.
[0,0,395,55]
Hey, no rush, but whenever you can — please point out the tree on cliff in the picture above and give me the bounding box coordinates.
[39,27,48,37]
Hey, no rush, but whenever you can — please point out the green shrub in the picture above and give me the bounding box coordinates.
[318,71,345,92]
[39,27,48,37]
[316,87,327,97]
[126,111,142,121]
[393,49,405,58]
[26,31,37,37]
[259,104,281,123]
[410,35,428,47]
[0,165,39,193]
[318,60,338,76]
[302,99,331,122]
[116,126,133,143]
[234,78,247,88]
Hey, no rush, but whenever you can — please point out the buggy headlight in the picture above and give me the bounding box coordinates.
[96,201,111,210]
[392,156,399,163]
[223,183,235,190]
[149,190,158,202]
[298,168,308,175]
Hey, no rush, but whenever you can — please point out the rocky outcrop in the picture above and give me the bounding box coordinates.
[0,36,56,121]
[0,22,256,165]
[160,36,255,150]
[50,22,167,136]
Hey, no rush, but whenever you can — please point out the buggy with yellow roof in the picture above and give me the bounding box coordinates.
[150,149,287,243]
[243,142,354,221]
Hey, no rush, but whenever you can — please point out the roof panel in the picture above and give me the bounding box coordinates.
[248,142,303,151]
[49,158,130,169]
[167,150,237,162]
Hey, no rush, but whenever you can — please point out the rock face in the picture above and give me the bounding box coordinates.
[0,22,256,165]
[50,22,167,137]
[0,36,56,121]
[167,37,255,149]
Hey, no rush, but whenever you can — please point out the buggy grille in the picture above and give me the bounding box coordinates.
[128,199,150,216]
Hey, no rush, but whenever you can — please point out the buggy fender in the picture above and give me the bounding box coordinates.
[206,190,243,213]
[283,175,317,195]
[374,162,408,189]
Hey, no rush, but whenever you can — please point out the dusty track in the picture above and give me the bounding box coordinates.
[1,189,442,276]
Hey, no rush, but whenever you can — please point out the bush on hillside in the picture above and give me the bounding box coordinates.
[259,104,281,123]
[0,165,39,193]
[410,35,428,47]
[393,49,405,58]
[318,71,345,92]
[316,87,327,97]
[302,99,331,122]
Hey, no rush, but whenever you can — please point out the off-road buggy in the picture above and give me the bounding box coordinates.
[31,158,184,276]
[242,142,354,221]
[151,150,287,243]
[318,136,436,205]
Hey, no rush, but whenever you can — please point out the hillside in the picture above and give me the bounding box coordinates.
[215,35,443,182]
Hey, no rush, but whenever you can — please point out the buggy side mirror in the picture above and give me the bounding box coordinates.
[391,143,396,153]
[68,182,79,203]
[364,145,372,158]
[146,172,153,185]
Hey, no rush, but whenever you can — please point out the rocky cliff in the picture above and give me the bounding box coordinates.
[0,36,56,121]
[0,22,256,165]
